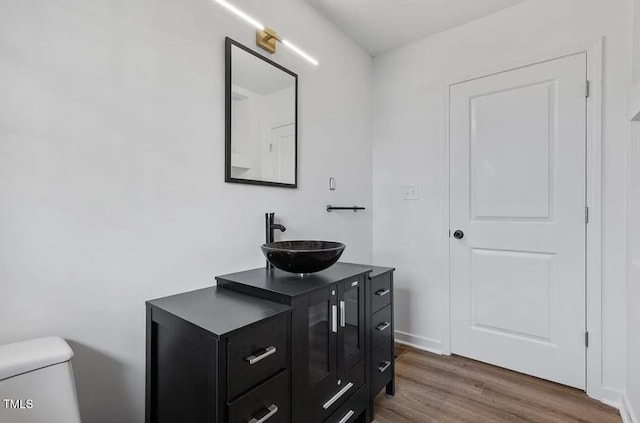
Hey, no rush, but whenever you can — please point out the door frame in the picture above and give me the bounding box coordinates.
[441,39,606,400]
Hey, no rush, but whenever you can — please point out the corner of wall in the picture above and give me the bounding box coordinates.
[621,392,639,423]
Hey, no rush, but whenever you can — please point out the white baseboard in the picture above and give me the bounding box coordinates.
[394,330,443,354]
[575,386,635,423]
[596,388,624,407]
[620,393,638,423]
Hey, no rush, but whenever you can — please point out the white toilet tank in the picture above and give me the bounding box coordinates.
[0,337,81,423]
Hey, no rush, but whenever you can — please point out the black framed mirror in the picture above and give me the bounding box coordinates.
[225,37,298,188]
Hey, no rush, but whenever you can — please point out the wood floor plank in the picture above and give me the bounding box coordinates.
[372,346,621,423]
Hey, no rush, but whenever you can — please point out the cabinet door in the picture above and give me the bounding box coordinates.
[337,275,365,375]
[306,285,338,400]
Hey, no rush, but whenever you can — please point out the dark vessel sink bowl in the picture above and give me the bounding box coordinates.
[261,241,346,275]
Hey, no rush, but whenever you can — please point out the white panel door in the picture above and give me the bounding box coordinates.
[450,53,587,389]
[263,123,295,184]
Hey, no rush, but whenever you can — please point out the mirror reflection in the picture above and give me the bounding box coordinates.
[225,38,298,187]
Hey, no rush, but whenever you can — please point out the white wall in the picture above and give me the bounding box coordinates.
[372,0,631,400]
[628,125,640,422]
[627,1,640,421]
[634,0,640,84]
[0,0,372,421]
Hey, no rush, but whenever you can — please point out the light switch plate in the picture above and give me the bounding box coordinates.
[403,184,419,200]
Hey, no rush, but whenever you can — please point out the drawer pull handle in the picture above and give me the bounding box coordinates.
[245,346,277,365]
[338,409,355,423]
[248,404,278,423]
[340,301,346,328]
[375,289,390,296]
[378,360,392,373]
[322,382,354,409]
[332,305,338,333]
[376,322,391,331]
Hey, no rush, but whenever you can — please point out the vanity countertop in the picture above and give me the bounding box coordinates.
[146,286,291,339]
[216,262,394,303]
[367,264,395,278]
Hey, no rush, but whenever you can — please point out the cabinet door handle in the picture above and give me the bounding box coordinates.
[322,382,354,409]
[337,409,355,423]
[245,346,276,365]
[375,289,390,296]
[378,361,392,373]
[332,305,338,333]
[376,322,391,332]
[248,404,278,423]
[340,301,346,328]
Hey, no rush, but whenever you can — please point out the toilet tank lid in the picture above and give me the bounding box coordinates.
[0,336,75,381]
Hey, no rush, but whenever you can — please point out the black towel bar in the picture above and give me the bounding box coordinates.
[326,205,366,212]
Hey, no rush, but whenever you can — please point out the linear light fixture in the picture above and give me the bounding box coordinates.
[282,39,319,66]
[214,0,264,30]
[213,0,319,66]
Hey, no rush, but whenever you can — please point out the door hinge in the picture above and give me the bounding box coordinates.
[448,229,451,238]
[585,80,590,98]
[585,331,589,348]
[585,206,589,224]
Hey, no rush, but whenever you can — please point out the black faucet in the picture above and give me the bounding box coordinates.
[271,223,286,233]
[265,212,286,268]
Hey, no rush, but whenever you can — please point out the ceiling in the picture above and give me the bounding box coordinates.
[303,0,527,56]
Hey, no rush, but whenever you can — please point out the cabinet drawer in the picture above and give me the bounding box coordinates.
[228,370,289,423]
[324,384,367,423]
[370,272,391,313]
[310,360,365,423]
[371,338,393,397]
[371,305,392,348]
[227,314,288,400]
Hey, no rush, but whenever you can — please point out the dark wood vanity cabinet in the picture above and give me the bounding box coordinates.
[367,267,395,418]
[145,287,292,423]
[298,275,366,423]
[217,263,395,423]
[146,263,394,423]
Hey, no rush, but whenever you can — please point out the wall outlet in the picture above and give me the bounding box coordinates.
[402,184,419,200]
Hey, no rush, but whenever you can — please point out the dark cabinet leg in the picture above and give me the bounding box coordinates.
[385,378,395,396]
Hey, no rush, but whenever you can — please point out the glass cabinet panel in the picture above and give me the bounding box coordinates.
[342,280,362,360]
[342,283,360,359]
[338,278,365,375]
[308,296,330,385]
